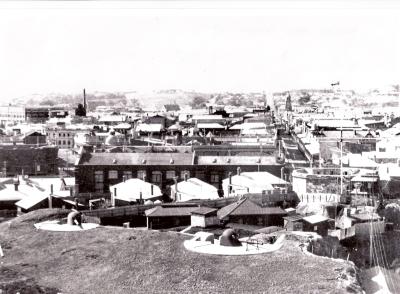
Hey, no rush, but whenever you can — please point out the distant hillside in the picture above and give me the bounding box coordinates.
[12,90,212,111]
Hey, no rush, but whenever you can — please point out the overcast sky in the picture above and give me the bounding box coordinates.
[0,1,399,101]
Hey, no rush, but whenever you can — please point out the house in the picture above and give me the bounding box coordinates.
[335,206,384,238]
[217,197,287,227]
[142,114,167,128]
[0,144,58,176]
[222,171,289,197]
[0,176,75,213]
[21,131,46,145]
[110,178,163,206]
[171,177,220,202]
[191,207,219,228]
[75,146,284,196]
[145,205,199,229]
[283,214,304,231]
[302,214,330,236]
[162,104,181,113]
[98,114,127,126]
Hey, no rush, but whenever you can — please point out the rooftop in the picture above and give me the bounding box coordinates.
[145,205,198,217]
[218,197,286,219]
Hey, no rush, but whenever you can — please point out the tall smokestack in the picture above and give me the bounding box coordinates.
[83,88,87,111]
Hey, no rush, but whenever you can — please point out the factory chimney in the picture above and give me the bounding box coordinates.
[83,88,87,111]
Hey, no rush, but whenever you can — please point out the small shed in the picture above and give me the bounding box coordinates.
[302,214,330,236]
[191,207,219,228]
[145,205,198,230]
[283,214,304,231]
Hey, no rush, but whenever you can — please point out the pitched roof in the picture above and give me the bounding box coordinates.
[224,172,288,189]
[197,156,277,166]
[111,178,162,201]
[302,214,329,224]
[191,206,218,216]
[145,206,198,217]
[283,214,304,222]
[175,178,219,201]
[197,123,225,129]
[136,123,163,133]
[15,194,49,210]
[79,152,193,166]
[163,104,180,112]
[217,197,286,219]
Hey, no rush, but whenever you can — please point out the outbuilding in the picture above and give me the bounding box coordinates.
[190,207,219,228]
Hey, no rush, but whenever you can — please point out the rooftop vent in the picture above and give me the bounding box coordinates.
[256,158,261,163]
[170,158,174,164]
[226,158,231,163]
[142,159,147,164]
[212,158,217,163]
[112,159,117,164]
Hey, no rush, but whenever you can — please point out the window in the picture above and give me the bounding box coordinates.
[180,170,190,179]
[379,147,386,152]
[67,141,71,145]
[108,170,118,179]
[94,171,104,192]
[152,171,162,183]
[58,140,61,145]
[137,170,146,181]
[210,173,220,183]
[63,133,66,137]
[63,140,66,145]
[123,171,132,180]
[36,165,41,172]
[166,170,176,179]
[195,171,205,180]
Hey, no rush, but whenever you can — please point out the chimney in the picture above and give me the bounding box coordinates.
[237,167,241,176]
[184,173,188,182]
[48,194,52,209]
[83,88,87,111]
[143,175,147,182]
[173,177,178,200]
[50,184,54,195]
[281,167,285,180]
[140,191,143,204]
[112,187,117,207]
[123,175,126,182]
[262,190,266,207]
[151,185,154,196]
[229,172,232,185]
[13,175,19,191]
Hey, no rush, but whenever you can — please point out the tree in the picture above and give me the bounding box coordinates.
[298,92,311,106]
[39,99,55,106]
[190,96,207,109]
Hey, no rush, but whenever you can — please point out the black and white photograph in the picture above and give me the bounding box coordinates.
[0,0,399,293]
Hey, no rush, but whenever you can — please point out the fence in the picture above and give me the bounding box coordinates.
[299,193,341,203]
[81,196,239,219]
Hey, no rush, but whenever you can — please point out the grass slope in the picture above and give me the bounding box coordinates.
[1,209,361,294]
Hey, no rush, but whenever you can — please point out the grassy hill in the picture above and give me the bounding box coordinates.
[0,209,361,293]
